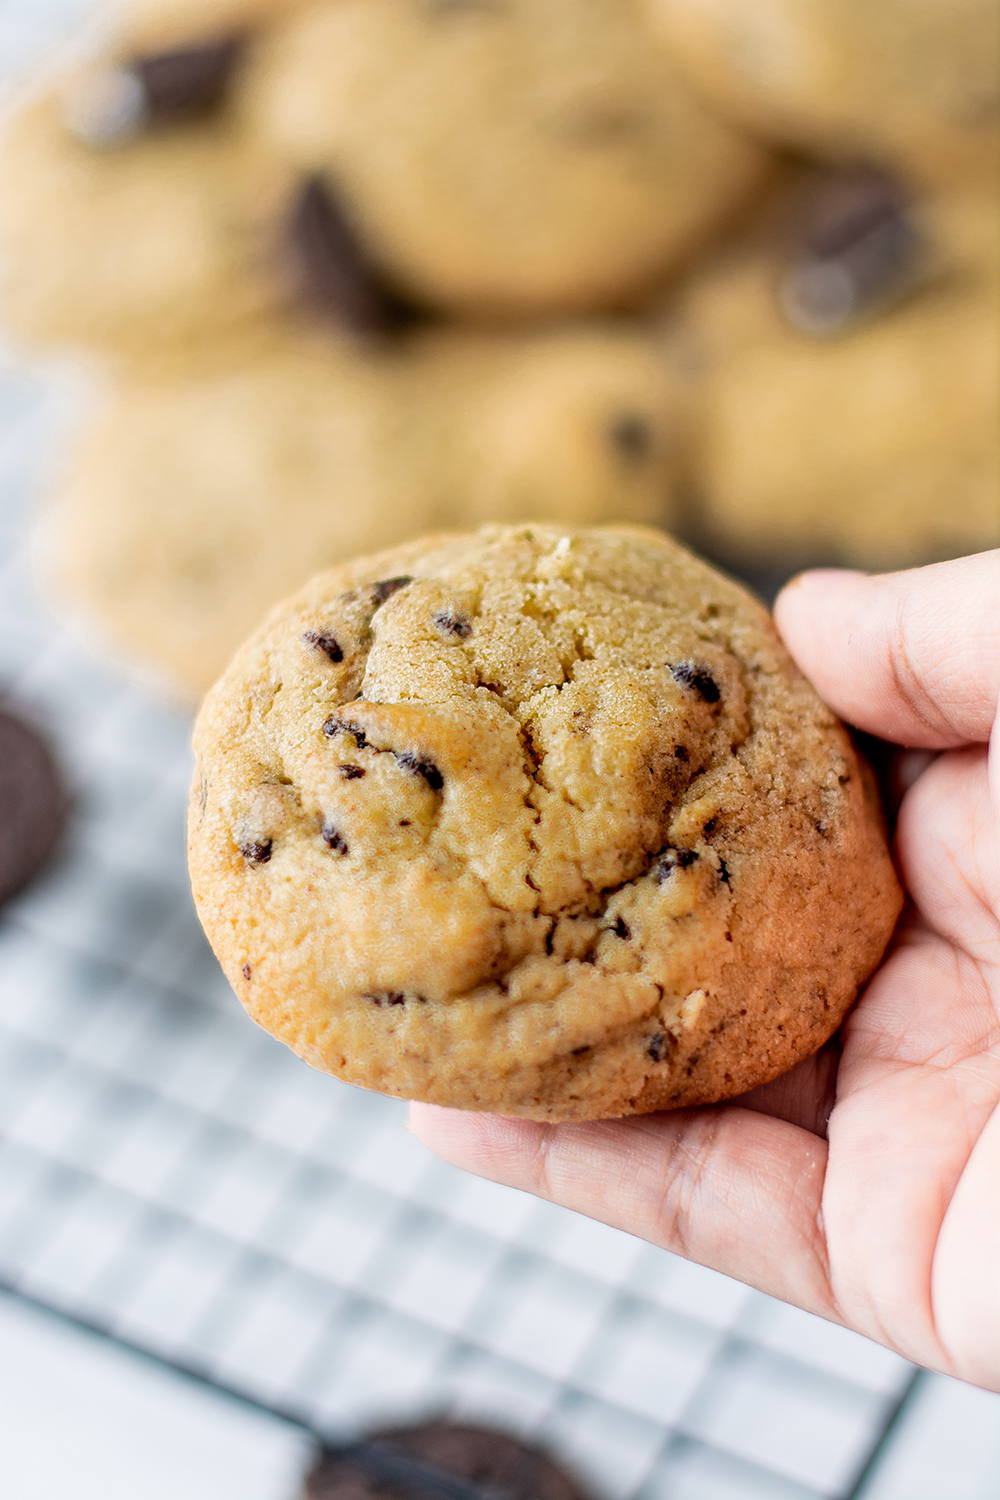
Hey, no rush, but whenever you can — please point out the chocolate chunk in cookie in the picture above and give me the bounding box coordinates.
[287,176,409,334]
[779,169,928,335]
[64,38,245,145]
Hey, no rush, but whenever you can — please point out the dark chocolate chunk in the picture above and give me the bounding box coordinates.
[0,710,66,907]
[395,752,444,791]
[305,1420,585,1500]
[433,609,472,639]
[303,629,344,663]
[363,991,408,1007]
[780,168,926,335]
[671,661,721,703]
[371,575,414,606]
[718,858,731,885]
[338,763,365,780]
[322,824,349,856]
[240,838,272,865]
[609,412,653,461]
[241,962,252,981]
[323,717,368,749]
[612,916,631,940]
[647,1032,669,1063]
[653,846,698,883]
[287,175,398,334]
[133,37,243,123]
[674,744,689,761]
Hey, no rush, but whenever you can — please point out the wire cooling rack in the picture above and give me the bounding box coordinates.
[0,5,922,1498]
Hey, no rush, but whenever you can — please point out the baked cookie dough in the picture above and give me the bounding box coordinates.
[1,0,769,353]
[645,0,999,186]
[48,320,681,701]
[188,524,902,1122]
[661,175,1000,572]
[0,87,288,353]
[250,0,771,316]
[115,0,307,53]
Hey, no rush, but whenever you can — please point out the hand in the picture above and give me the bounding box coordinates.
[410,551,1000,1390]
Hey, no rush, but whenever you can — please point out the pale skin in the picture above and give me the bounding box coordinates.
[410,551,1000,1391]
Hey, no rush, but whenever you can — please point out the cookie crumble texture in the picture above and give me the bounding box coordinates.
[188,525,901,1120]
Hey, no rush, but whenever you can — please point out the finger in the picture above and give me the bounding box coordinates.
[409,1102,838,1321]
[733,1036,841,1139]
[773,552,1000,748]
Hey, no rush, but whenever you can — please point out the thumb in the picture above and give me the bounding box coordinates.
[773,552,1000,749]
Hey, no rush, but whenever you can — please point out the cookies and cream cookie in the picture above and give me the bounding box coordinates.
[188,524,901,1122]
[49,321,681,701]
[250,0,771,317]
[645,0,999,186]
[662,176,999,572]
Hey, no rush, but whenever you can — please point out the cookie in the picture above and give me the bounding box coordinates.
[645,0,999,186]
[47,320,681,702]
[305,1423,585,1500]
[0,709,66,907]
[188,524,902,1123]
[115,0,307,53]
[660,174,999,572]
[0,86,288,353]
[250,0,771,317]
[1,0,768,355]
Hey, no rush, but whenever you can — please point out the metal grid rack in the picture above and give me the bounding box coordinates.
[0,5,922,1497]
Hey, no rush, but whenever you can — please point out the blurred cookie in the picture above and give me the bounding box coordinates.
[188,524,901,1122]
[115,0,307,52]
[0,86,287,353]
[305,1422,585,1500]
[0,0,769,355]
[251,0,771,317]
[662,174,999,572]
[645,0,999,186]
[48,320,681,701]
[0,709,66,906]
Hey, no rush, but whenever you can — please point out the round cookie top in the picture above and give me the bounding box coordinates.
[251,0,770,316]
[189,524,901,1121]
[645,0,999,187]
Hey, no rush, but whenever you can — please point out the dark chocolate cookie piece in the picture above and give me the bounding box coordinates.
[304,1422,587,1500]
[0,708,66,905]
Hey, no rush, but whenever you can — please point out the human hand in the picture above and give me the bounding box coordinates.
[410,551,1000,1390]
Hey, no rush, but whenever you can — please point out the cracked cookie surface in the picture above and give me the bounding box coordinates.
[189,523,901,1120]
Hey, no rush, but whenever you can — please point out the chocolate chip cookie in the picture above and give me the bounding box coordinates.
[661,175,999,572]
[247,0,771,317]
[188,524,901,1121]
[645,0,999,187]
[1,0,769,354]
[49,319,681,702]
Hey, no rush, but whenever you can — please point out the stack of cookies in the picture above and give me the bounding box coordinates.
[4,0,993,705]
